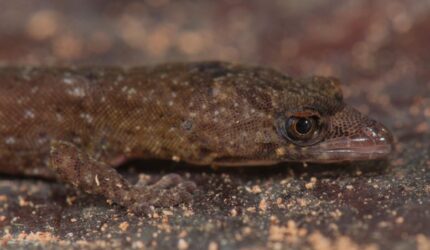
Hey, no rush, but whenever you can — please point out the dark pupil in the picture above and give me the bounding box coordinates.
[296,118,312,134]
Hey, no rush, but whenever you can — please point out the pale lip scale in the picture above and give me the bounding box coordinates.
[306,121,394,162]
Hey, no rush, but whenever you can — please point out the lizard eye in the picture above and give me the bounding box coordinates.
[279,112,325,146]
[288,117,316,137]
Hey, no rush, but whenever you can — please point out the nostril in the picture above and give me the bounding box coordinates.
[362,126,379,140]
[378,125,395,154]
[362,122,394,146]
[379,124,394,145]
[375,123,393,138]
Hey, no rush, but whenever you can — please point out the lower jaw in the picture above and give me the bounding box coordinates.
[303,148,392,163]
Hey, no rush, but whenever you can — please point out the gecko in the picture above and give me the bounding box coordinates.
[0,61,394,213]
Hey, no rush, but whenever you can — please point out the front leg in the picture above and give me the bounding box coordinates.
[49,140,196,214]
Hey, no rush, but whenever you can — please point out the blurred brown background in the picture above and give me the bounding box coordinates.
[2,0,429,72]
[0,1,429,249]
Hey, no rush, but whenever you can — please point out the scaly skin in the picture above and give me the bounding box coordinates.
[0,61,394,213]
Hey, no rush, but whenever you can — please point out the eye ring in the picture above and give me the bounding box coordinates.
[278,112,326,146]
[286,117,317,140]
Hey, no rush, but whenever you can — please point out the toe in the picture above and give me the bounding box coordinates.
[150,173,182,189]
[177,181,197,193]
[129,202,151,215]
[153,188,193,207]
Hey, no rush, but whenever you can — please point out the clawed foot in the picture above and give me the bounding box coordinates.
[129,173,197,214]
[49,140,197,215]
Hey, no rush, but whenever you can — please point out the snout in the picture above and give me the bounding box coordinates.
[359,121,394,156]
[305,112,395,163]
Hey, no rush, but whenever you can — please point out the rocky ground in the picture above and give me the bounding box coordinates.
[0,1,429,249]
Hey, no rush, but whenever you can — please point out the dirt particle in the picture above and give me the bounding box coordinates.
[132,240,145,249]
[275,147,286,156]
[415,122,429,133]
[306,177,317,189]
[330,209,343,219]
[66,195,76,205]
[119,221,129,232]
[268,220,307,243]
[297,198,309,207]
[230,208,238,217]
[172,155,181,162]
[395,217,404,224]
[100,223,108,232]
[305,182,315,189]
[162,210,174,216]
[251,185,262,194]
[178,230,188,238]
[95,174,100,186]
[0,195,8,202]
[178,238,189,250]
[417,234,430,250]
[259,199,268,212]
[27,232,59,243]
[7,231,59,244]
[246,207,256,213]
[18,196,31,207]
[208,241,218,250]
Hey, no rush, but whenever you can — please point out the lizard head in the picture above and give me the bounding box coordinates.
[267,76,395,164]
[192,63,394,165]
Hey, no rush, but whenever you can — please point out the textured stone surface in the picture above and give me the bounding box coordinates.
[0,0,429,249]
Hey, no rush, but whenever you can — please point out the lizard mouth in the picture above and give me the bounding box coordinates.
[305,122,394,163]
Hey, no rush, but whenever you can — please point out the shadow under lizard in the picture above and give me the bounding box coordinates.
[0,61,394,214]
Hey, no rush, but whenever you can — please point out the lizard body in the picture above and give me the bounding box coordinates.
[0,61,393,213]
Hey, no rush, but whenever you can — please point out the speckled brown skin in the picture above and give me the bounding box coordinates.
[0,61,394,213]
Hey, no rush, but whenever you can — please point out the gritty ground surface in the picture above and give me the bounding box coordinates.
[0,1,429,249]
